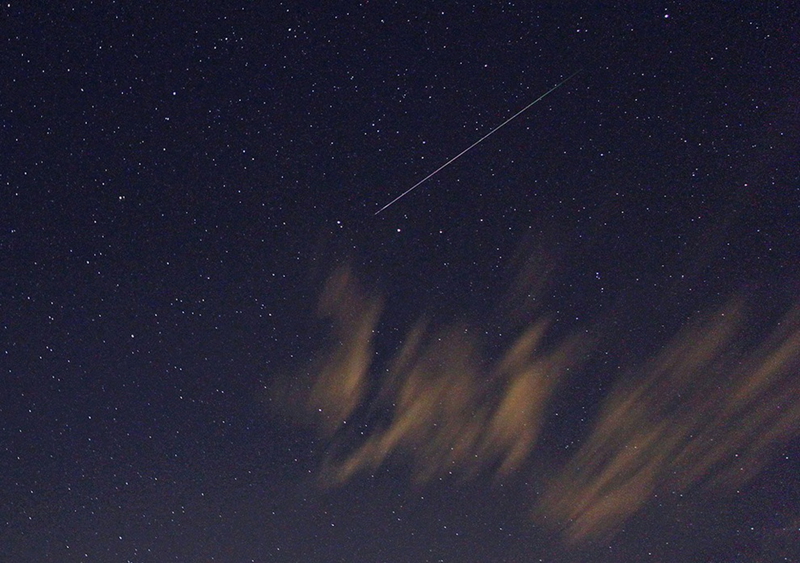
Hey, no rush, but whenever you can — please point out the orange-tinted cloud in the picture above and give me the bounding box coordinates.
[320,317,587,485]
[271,263,800,546]
[278,263,587,485]
[537,299,800,542]
[306,266,382,437]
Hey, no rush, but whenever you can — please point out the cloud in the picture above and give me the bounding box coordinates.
[319,316,587,485]
[306,266,382,437]
[271,263,800,545]
[536,299,800,542]
[276,263,587,485]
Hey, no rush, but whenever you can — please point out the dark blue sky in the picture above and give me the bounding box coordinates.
[2,2,799,562]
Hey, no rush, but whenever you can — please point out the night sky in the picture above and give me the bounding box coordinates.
[3,2,800,562]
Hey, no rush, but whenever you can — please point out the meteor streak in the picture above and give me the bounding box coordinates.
[374,69,582,215]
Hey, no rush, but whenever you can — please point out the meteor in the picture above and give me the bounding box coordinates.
[374,69,583,215]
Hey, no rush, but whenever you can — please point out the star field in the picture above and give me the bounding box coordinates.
[2,2,799,562]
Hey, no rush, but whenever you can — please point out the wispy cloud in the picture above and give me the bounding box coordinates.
[272,264,800,544]
[275,262,587,485]
[537,299,800,542]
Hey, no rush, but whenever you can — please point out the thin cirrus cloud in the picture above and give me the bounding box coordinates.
[272,263,800,543]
